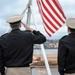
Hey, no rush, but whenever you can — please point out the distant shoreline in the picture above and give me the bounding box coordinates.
[34,48,58,49]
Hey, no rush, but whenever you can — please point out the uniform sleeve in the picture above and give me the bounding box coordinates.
[58,40,67,75]
[0,45,5,75]
[32,30,46,44]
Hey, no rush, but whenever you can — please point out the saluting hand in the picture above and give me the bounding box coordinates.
[21,22,34,32]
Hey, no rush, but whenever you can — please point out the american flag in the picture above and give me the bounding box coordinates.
[37,0,66,36]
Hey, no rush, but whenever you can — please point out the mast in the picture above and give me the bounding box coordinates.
[26,0,32,25]
[25,0,52,75]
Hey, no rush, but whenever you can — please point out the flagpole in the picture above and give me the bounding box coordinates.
[23,0,52,75]
[26,0,32,25]
[30,5,52,75]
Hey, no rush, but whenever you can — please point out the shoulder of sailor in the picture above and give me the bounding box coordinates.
[59,35,67,41]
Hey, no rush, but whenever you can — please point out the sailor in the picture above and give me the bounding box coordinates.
[0,14,46,75]
[58,18,75,75]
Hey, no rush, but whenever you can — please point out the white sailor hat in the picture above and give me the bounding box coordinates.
[66,18,75,29]
[6,14,22,23]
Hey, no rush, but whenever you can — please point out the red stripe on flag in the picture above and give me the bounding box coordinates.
[43,18,55,33]
[53,0,66,19]
[41,0,62,27]
[44,27,51,36]
[46,0,65,23]
[37,0,55,35]
[42,10,58,30]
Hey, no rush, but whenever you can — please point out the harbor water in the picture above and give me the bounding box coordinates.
[33,49,58,54]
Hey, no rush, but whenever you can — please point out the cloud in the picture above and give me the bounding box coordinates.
[0,0,75,39]
[59,0,75,6]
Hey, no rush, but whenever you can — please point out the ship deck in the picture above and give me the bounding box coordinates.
[31,65,59,75]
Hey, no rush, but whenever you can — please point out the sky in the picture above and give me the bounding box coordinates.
[0,0,75,39]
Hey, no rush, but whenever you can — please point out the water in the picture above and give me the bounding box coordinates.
[33,49,58,54]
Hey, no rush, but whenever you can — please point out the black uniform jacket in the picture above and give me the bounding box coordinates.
[58,33,75,75]
[0,29,46,73]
